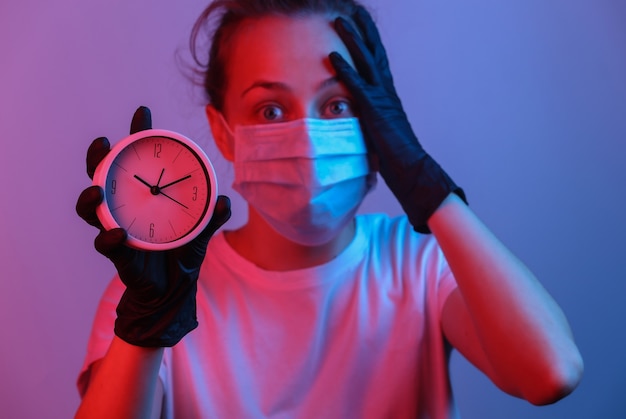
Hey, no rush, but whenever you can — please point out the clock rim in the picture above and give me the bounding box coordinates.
[92,129,218,251]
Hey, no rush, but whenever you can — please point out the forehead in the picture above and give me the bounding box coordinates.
[223,14,353,94]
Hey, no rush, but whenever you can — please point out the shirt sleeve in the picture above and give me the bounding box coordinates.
[435,255,458,318]
[389,213,458,318]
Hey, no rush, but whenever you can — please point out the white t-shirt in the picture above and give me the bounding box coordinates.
[78,214,460,418]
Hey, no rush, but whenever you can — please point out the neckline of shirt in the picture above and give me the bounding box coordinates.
[209,215,373,291]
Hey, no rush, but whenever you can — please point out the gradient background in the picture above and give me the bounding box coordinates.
[1,0,624,417]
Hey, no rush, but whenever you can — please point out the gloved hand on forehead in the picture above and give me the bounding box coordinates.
[329,6,467,233]
[76,106,231,347]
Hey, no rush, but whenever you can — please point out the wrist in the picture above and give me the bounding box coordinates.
[115,282,199,347]
[385,153,466,234]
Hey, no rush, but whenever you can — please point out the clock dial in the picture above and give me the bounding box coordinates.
[94,130,217,250]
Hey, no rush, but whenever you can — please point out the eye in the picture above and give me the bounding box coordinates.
[322,99,353,118]
[259,104,284,122]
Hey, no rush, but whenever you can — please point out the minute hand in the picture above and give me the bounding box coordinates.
[160,174,192,190]
[159,190,189,209]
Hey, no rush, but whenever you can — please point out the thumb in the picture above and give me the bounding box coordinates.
[183,195,232,261]
[199,195,232,242]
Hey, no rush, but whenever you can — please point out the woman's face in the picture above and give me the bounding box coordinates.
[220,14,358,127]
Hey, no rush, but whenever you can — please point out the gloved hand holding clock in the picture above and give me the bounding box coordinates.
[330,7,467,234]
[76,106,231,347]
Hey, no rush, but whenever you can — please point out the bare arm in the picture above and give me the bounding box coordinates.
[74,108,231,418]
[329,4,583,405]
[430,194,583,405]
[75,337,164,419]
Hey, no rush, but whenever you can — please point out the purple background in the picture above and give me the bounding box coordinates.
[1,1,624,417]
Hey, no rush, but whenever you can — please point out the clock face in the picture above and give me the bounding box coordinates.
[94,130,217,250]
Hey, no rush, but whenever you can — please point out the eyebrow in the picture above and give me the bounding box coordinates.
[318,76,340,90]
[240,76,340,98]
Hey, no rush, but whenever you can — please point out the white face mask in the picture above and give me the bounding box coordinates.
[222,117,376,246]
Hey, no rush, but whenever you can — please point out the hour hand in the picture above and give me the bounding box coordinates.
[134,175,153,189]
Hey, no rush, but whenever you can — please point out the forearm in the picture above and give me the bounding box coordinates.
[429,194,583,403]
[76,336,164,419]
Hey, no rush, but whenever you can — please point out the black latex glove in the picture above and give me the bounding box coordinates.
[76,106,231,347]
[329,7,466,233]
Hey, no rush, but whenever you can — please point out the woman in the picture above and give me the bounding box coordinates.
[75,1,583,417]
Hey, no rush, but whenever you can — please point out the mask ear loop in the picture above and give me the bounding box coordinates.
[216,111,236,139]
[207,106,237,161]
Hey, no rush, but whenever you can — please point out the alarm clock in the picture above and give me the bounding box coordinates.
[92,129,218,250]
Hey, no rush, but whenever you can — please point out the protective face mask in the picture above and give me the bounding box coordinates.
[223,116,376,246]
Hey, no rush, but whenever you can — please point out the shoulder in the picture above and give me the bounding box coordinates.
[356,213,454,289]
[357,213,441,257]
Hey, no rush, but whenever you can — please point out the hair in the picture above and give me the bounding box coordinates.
[189,0,364,111]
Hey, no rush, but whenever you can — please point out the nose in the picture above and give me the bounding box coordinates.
[293,102,317,120]
[303,102,324,120]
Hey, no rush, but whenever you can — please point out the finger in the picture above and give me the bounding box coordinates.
[206,195,232,236]
[86,137,111,179]
[76,185,104,228]
[351,7,396,92]
[130,106,152,134]
[195,195,232,243]
[352,6,387,64]
[334,16,378,85]
[94,228,128,257]
[328,52,368,103]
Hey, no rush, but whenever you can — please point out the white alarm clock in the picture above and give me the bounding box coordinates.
[92,129,218,250]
